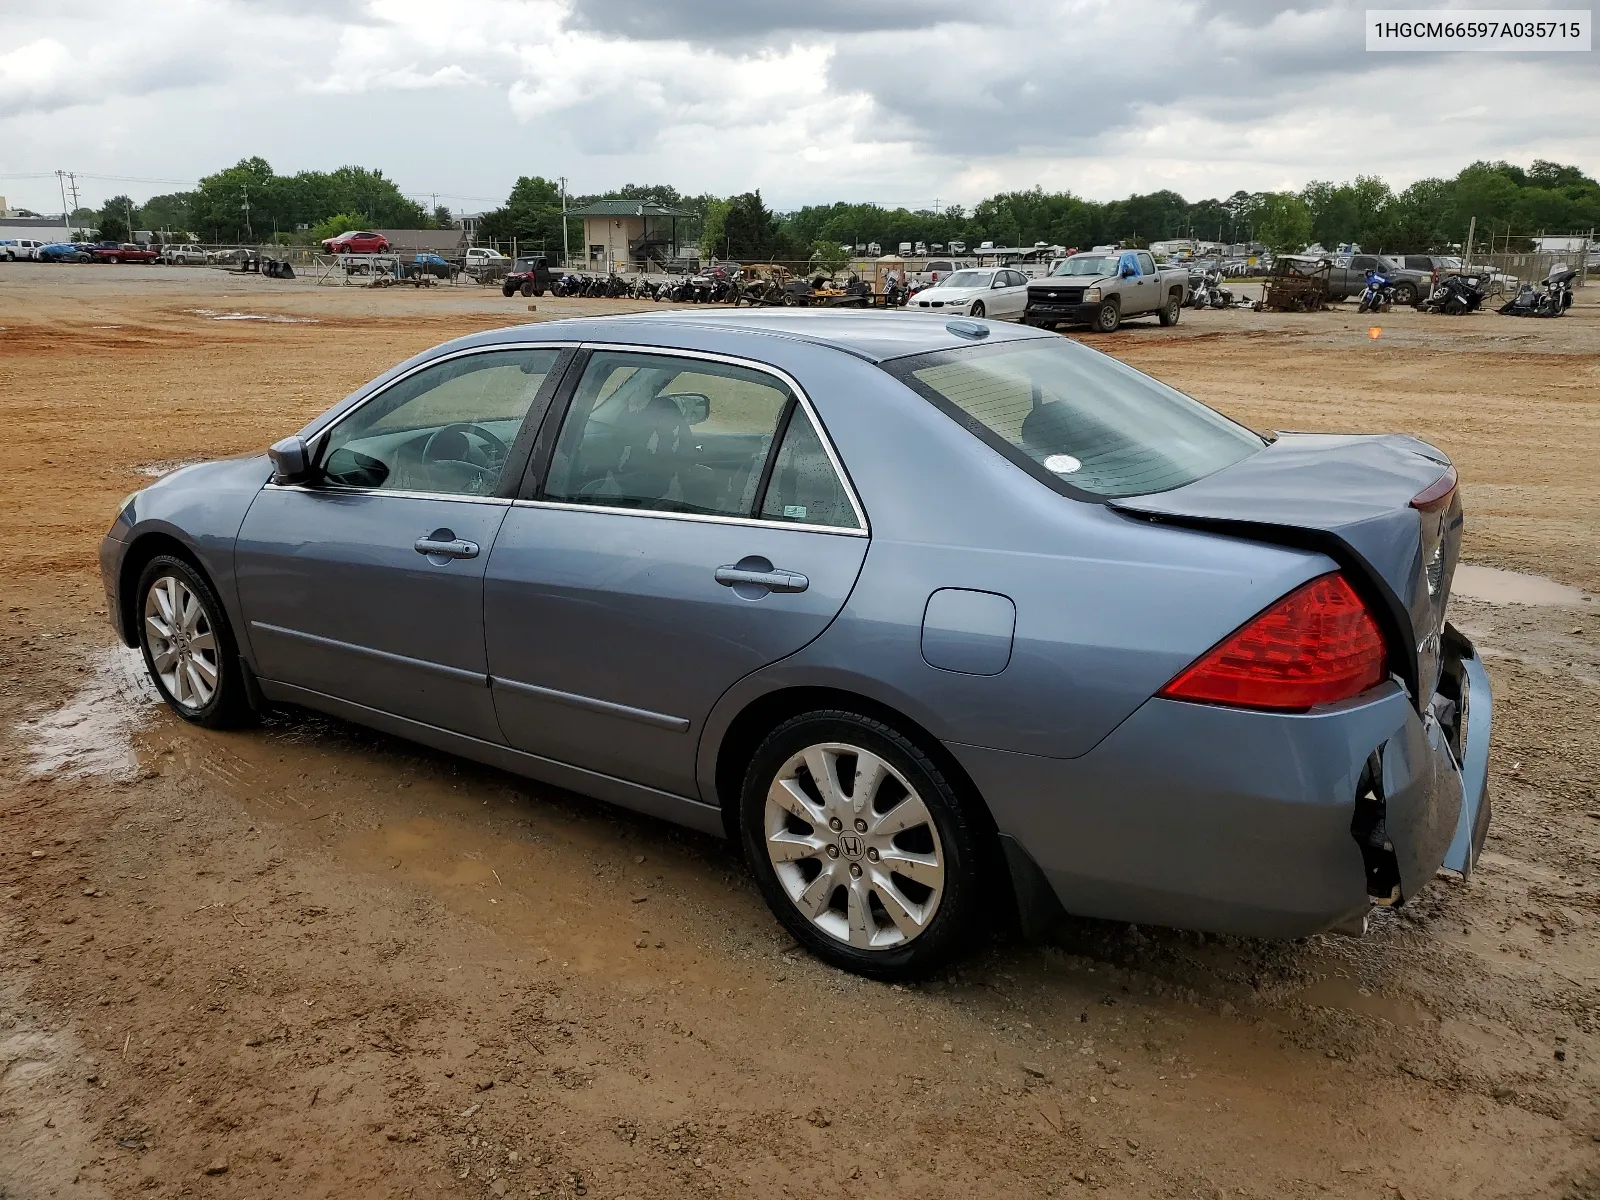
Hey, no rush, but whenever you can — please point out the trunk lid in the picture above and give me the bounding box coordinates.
[1111,433,1462,706]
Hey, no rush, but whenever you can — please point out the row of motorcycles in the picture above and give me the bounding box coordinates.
[545,267,904,307]
[1497,265,1576,318]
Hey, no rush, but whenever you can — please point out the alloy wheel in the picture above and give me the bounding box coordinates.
[143,573,220,711]
[764,742,946,950]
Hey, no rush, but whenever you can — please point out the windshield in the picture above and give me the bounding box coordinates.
[1050,255,1118,277]
[887,338,1264,499]
[940,271,993,288]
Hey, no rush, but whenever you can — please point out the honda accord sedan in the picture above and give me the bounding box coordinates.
[100,311,1492,978]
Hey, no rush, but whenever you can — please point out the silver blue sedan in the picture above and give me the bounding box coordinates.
[100,311,1492,978]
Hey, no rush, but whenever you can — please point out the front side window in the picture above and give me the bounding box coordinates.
[887,338,1264,500]
[544,352,792,517]
[318,348,560,496]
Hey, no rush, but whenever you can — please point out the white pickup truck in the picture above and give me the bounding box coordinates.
[3,238,52,261]
[1023,249,1189,332]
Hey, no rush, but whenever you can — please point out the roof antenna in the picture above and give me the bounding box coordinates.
[946,319,989,339]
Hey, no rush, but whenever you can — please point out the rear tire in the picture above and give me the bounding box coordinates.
[1158,295,1181,326]
[740,710,984,980]
[1092,300,1121,332]
[135,555,255,729]
[1393,283,1418,306]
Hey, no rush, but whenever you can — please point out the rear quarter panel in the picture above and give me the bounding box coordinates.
[692,346,1337,790]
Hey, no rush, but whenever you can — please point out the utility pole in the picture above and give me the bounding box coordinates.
[126,197,136,244]
[559,176,569,269]
[241,183,253,241]
[57,171,82,238]
[56,170,71,239]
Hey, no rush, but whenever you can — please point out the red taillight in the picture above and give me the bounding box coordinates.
[1158,573,1388,712]
[1410,466,1457,513]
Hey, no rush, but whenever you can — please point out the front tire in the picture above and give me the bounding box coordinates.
[740,711,984,979]
[501,285,515,297]
[969,300,986,319]
[1092,300,1121,332]
[135,555,254,729]
[520,281,535,298]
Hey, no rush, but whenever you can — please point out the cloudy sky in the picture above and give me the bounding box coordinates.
[1,0,1595,215]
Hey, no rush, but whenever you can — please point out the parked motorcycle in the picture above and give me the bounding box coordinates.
[1418,272,1486,316]
[1188,268,1233,309]
[1498,264,1576,317]
[1357,269,1395,314]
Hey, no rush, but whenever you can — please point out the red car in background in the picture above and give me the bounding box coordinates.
[322,230,391,255]
[90,242,161,264]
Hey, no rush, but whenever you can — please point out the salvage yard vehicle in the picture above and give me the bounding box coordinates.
[911,268,1029,318]
[37,242,93,263]
[1324,254,1429,306]
[502,256,557,297]
[322,230,391,255]
[1024,250,1188,331]
[101,310,1492,978]
[89,241,161,264]
[161,244,207,265]
[3,238,52,260]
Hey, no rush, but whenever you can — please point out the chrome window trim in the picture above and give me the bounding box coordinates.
[509,497,867,538]
[565,341,870,534]
[263,483,513,506]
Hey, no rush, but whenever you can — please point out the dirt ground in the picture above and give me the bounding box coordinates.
[1,263,1597,1200]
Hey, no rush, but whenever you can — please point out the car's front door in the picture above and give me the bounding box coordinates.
[484,348,869,797]
[235,345,569,741]
[997,269,1029,317]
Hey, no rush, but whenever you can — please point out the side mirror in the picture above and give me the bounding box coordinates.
[269,435,315,484]
[666,393,711,426]
[992,278,1006,288]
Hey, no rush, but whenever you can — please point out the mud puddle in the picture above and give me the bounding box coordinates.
[1454,564,1594,606]
[14,644,159,779]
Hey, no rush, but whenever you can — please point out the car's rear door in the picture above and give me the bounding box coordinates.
[234,345,571,741]
[484,346,869,797]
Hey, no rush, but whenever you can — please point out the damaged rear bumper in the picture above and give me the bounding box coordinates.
[952,646,1491,939]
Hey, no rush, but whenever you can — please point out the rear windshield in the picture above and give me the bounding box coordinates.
[886,338,1264,499]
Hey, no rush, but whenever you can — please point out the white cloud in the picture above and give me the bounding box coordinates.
[0,0,1595,214]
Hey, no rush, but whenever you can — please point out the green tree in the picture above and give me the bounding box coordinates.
[310,212,369,244]
[432,205,454,229]
[722,191,795,261]
[96,195,136,242]
[808,239,850,277]
[1252,192,1313,254]
[477,176,566,253]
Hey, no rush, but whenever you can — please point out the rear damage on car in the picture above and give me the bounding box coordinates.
[1104,433,1492,930]
[886,337,1491,936]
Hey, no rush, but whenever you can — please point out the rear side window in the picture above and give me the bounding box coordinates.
[759,409,859,529]
[886,338,1263,499]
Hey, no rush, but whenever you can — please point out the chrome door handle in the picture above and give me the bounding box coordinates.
[715,565,809,593]
[414,533,479,559]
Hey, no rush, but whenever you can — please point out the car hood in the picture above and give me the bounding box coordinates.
[917,286,990,301]
[1029,274,1114,288]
